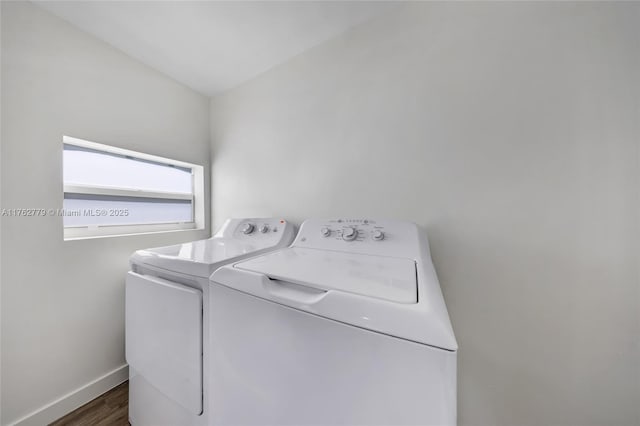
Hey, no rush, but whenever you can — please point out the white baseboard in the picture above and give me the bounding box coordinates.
[9,364,129,426]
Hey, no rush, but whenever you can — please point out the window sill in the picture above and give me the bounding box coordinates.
[64,222,203,241]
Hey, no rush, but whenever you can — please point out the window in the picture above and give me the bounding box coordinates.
[63,136,205,240]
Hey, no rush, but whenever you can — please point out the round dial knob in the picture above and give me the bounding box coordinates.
[320,227,331,237]
[259,224,269,233]
[342,227,358,241]
[242,223,255,234]
[372,230,385,241]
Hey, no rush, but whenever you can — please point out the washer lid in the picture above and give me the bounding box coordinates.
[132,238,263,278]
[235,247,417,303]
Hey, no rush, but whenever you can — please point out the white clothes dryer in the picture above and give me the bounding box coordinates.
[209,218,457,426]
[126,218,295,426]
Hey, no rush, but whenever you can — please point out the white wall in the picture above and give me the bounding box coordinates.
[1,2,210,424]
[211,2,639,425]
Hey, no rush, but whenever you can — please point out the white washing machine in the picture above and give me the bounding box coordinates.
[126,218,295,426]
[209,218,458,426]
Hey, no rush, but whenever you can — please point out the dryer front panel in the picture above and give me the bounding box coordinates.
[126,271,202,415]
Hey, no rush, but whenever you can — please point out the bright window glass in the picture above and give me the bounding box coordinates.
[64,146,192,194]
[63,136,204,239]
[63,197,193,227]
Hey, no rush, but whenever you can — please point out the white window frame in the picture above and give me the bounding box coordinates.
[63,136,205,240]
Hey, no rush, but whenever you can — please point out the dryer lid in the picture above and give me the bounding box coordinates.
[132,238,263,278]
[234,247,417,303]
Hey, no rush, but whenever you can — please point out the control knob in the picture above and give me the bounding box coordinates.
[320,227,331,237]
[259,224,269,233]
[242,223,255,234]
[372,230,385,241]
[342,227,358,241]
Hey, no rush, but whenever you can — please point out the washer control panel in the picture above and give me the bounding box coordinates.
[292,218,422,258]
[313,219,387,243]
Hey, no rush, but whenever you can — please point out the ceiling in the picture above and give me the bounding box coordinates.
[35,1,396,96]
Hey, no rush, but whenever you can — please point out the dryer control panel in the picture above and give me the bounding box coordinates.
[231,219,285,238]
[214,218,296,247]
[292,218,423,259]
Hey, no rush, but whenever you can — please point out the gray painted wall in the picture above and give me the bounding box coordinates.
[1,2,210,423]
[211,2,640,425]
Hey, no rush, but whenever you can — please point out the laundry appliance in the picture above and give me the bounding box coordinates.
[125,218,295,426]
[208,218,457,426]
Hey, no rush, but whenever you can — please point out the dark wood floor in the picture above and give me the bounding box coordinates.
[49,381,129,426]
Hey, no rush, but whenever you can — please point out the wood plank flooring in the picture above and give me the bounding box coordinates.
[49,381,129,426]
